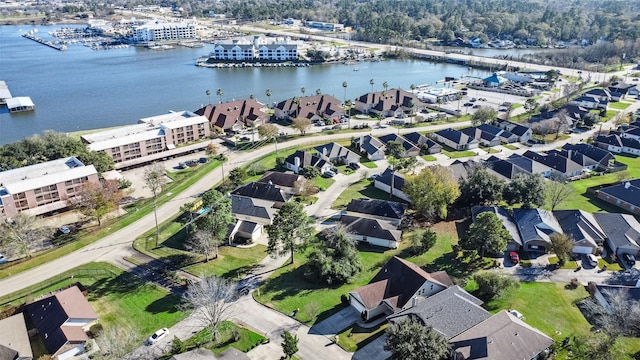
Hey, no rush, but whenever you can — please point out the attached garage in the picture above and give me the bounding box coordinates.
[572,246,595,255]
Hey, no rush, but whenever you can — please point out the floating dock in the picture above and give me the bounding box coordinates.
[0,81,11,105]
[22,32,67,51]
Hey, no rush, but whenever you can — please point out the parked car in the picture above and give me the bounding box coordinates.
[586,254,598,267]
[623,253,636,266]
[322,170,336,178]
[0,254,6,264]
[348,162,360,170]
[199,157,208,164]
[463,102,473,107]
[472,104,481,109]
[509,252,520,264]
[146,328,169,345]
[470,98,477,102]
[58,226,71,235]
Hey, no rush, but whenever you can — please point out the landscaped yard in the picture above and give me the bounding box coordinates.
[442,149,478,159]
[481,147,500,154]
[503,144,519,150]
[421,154,437,161]
[331,178,406,209]
[336,322,388,352]
[183,321,266,355]
[609,102,632,110]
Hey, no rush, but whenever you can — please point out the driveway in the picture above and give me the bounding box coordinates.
[309,306,360,336]
[352,334,390,360]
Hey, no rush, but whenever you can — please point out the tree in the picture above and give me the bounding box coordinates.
[72,179,122,227]
[0,213,51,259]
[410,83,417,93]
[546,69,560,84]
[410,228,438,255]
[503,173,545,208]
[383,81,389,93]
[583,112,600,128]
[265,88,272,106]
[461,212,510,258]
[200,189,234,257]
[545,179,575,211]
[305,226,362,285]
[370,78,375,93]
[315,88,322,95]
[266,201,313,264]
[473,272,518,301]
[186,229,216,262]
[94,325,140,360]
[404,166,460,220]
[303,301,321,322]
[183,276,236,342]
[384,318,450,360]
[143,163,168,247]
[291,117,312,135]
[300,87,306,96]
[281,331,299,359]
[205,89,211,104]
[257,123,279,139]
[293,178,319,201]
[216,88,224,103]
[342,81,348,105]
[550,233,573,265]
[524,98,539,120]
[459,166,505,206]
[299,166,320,179]
[471,106,497,126]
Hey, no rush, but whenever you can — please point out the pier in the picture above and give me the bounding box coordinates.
[22,33,67,51]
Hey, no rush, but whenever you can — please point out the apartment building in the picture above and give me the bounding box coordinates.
[132,21,196,42]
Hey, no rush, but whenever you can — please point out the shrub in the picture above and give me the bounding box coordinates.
[89,323,104,338]
[473,272,518,301]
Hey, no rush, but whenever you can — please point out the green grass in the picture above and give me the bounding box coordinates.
[312,176,336,190]
[331,178,406,209]
[421,155,437,161]
[185,245,267,278]
[547,256,579,269]
[336,322,388,352]
[601,109,619,122]
[503,144,519,150]
[442,150,478,159]
[609,102,632,110]
[360,157,378,168]
[482,147,500,154]
[184,321,266,355]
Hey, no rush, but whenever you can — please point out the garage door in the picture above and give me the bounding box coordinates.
[572,246,593,254]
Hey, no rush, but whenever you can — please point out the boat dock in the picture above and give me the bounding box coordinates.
[22,32,67,51]
[0,81,12,105]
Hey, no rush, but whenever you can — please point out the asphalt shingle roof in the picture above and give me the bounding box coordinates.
[346,198,407,220]
[599,179,640,208]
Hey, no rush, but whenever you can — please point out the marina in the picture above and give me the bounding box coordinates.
[21,32,67,51]
[6,97,35,113]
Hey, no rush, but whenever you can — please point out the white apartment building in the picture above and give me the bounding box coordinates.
[132,21,196,42]
[210,36,298,61]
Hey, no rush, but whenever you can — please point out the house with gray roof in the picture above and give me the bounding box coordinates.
[374,168,410,202]
[597,179,640,216]
[513,208,562,253]
[355,135,386,161]
[431,128,479,150]
[341,215,402,249]
[561,143,614,171]
[378,134,421,158]
[231,182,292,207]
[284,150,331,174]
[593,213,640,257]
[230,195,278,241]
[622,126,640,142]
[553,210,605,254]
[448,160,482,182]
[495,120,532,143]
[345,198,407,226]
[471,206,522,251]
[595,134,640,156]
[348,256,452,321]
[461,126,501,147]
[522,150,584,178]
[314,142,360,165]
[387,286,490,340]
[403,131,442,154]
[477,123,518,144]
[257,171,304,194]
[547,149,599,172]
[571,95,603,110]
[450,310,553,360]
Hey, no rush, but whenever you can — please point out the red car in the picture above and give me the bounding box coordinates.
[509,252,520,264]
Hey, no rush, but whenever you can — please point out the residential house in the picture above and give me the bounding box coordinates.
[0,157,99,219]
[431,128,480,150]
[0,314,33,360]
[621,126,640,142]
[597,179,640,216]
[195,99,267,133]
[482,73,508,87]
[257,171,305,195]
[595,134,640,156]
[628,84,639,97]
[554,210,606,254]
[345,198,407,226]
[570,96,602,110]
[471,206,522,252]
[495,120,533,143]
[355,135,386,161]
[403,132,442,154]
[26,286,98,360]
[229,195,277,241]
[348,256,453,320]
[522,150,584,178]
[341,215,402,249]
[283,150,331,174]
[561,143,614,171]
[274,95,345,123]
[513,208,562,253]
[387,286,490,340]
[546,149,599,172]
[460,127,501,147]
[450,310,553,360]
[477,124,518,143]
[314,142,360,165]
[484,154,553,180]
[378,134,421,158]
[231,182,292,208]
[584,88,611,103]
[448,160,482,182]
[608,82,635,100]
[593,213,640,257]
[354,88,424,117]
[374,168,411,203]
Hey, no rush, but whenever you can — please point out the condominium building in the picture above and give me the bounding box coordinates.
[0,157,99,218]
[82,111,210,169]
[210,36,298,61]
[132,21,196,42]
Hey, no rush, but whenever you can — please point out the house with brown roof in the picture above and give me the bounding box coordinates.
[348,256,452,320]
[354,89,424,118]
[25,285,98,360]
[274,95,345,123]
[195,99,267,133]
[450,310,553,360]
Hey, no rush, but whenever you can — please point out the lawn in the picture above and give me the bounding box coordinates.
[609,102,632,110]
[312,175,336,191]
[336,322,388,352]
[331,178,406,209]
[421,155,437,161]
[503,144,519,150]
[183,321,266,355]
[360,157,378,168]
[481,147,500,154]
[442,150,478,159]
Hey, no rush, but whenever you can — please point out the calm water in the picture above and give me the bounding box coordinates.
[0,24,494,145]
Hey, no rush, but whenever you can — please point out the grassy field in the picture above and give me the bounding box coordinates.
[443,150,478,159]
[184,321,266,355]
[609,102,632,110]
[331,178,406,209]
[421,155,437,161]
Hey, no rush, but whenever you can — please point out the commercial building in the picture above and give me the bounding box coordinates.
[132,21,196,42]
[0,157,99,218]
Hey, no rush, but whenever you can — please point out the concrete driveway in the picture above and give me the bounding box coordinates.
[352,334,390,360]
[309,306,360,336]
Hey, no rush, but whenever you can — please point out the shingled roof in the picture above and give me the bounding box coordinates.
[231,182,292,203]
[195,99,266,130]
[346,198,407,220]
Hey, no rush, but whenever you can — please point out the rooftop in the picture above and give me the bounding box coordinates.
[0,157,97,195]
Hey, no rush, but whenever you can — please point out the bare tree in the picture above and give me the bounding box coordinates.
[143,164,168,247]
[545,179,575,211]
[72,179,122,227]
[186,229,216,262]
[303,301,321,322]
[291,117,312,135]
[293,178,319,201]
[0,213,52,259]
[95,326,141,360]
[583,288,640,354]
[183,276,236,342]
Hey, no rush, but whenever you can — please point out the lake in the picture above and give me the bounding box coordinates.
[0,24,499,145]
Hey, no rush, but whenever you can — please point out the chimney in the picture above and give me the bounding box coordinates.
[294,156,301,169]
[412,296,418,308]
[625,182,631,189]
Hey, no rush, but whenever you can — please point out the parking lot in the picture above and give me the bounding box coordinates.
[437,88,529,115]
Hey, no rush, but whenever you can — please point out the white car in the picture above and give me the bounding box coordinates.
[146,328,169,345]
[586,254,598,267]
